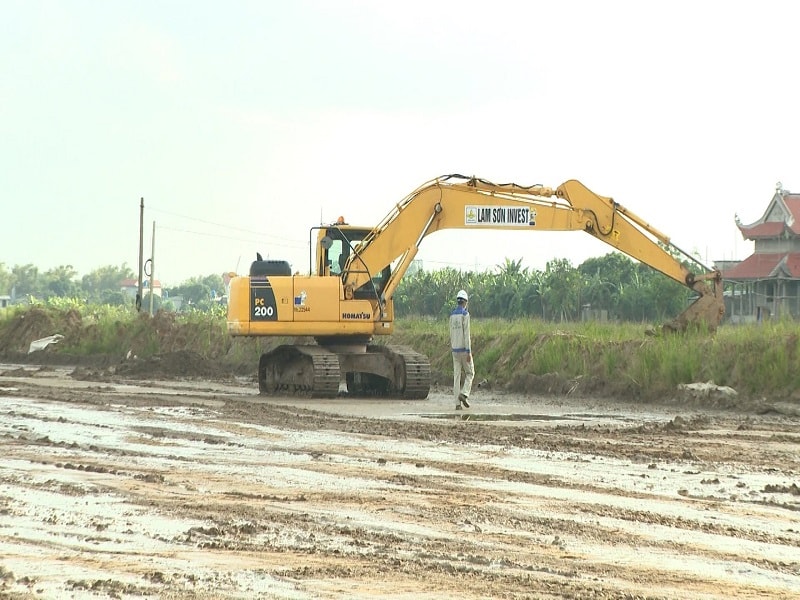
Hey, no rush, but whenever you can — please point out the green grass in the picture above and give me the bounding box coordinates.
[2,302,800,401]
[394,316,800,400]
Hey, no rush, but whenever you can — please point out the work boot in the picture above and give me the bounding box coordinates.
[455,403,463,410]
[458,394,470,408]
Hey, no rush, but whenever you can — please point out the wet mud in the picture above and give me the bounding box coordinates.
[0,364,798,599]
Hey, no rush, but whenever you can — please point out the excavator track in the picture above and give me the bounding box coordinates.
[382,344,431,399]
[258,345,340,398]
[258,343,431,400]
[343,345,431,399]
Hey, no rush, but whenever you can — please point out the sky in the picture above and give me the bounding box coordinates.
[2,1,798,286]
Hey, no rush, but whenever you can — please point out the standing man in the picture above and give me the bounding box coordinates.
[450,289,474,410]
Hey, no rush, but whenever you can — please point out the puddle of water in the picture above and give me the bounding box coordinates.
[109,381,250,398]
[420,412,581,422]
[0,397,232,455]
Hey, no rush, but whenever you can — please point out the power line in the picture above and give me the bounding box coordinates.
[148,205,304,246]
[156,225,307,250]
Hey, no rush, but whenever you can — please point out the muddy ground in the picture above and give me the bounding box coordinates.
[0,360,798,600]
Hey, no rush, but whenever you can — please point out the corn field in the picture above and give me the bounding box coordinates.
[394,254,689,324]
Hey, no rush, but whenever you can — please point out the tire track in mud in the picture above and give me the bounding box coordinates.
[0,376,799,599]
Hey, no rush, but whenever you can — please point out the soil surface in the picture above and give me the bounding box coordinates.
[1,358,799,599]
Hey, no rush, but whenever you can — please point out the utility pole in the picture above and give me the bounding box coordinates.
[149,221,156,315]
[137,198,144,312]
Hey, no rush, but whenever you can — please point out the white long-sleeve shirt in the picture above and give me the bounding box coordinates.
[449,305,471,353]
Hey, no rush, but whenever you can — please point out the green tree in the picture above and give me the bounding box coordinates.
[541,258,581,322]
[392,252,695,324]
[0,263,11,296]
[81,264,135,303]
[10,264,41,298]
[200,274,225,306]
[170,274,226,310]
[41,265,81,298]
[517,273,544,318]
[99,290,129,306]
[642,269,689,323]
[579,253,638,286]
[580,271,618,315]
[141,292,164,313]
[616,276,648,321]
[490,258,525,318]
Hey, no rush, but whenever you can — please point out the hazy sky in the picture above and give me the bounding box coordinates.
[2,1,797,285]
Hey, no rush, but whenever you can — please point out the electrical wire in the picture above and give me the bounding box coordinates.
[156,225,307,250]
[148,205,303,247]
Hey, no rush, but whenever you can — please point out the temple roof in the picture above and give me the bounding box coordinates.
[722,252,800,280]
[737,187,800,239]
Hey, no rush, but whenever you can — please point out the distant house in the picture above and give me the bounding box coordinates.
[722,183,800,321]
[120,278,163,299]
[0,295,10,309]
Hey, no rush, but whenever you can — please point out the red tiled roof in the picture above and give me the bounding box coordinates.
[785,196,800,230]
[738,222,787,238]
[738,193,800,238]
[722,252,800,280]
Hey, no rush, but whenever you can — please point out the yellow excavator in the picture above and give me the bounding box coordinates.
[227,174,725,398]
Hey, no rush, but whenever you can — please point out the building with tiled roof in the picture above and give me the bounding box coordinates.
[120,277,162,298]
[722,183,800,320]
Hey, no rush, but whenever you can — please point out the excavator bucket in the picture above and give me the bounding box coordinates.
[662,276,725,333]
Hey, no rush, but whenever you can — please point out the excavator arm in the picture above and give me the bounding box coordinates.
[344,174,724,331]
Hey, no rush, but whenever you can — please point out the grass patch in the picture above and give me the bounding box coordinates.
[2,302,799,401]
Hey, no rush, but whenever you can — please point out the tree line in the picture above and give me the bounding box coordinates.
[0,263,225,311]
[393,253,690,323]
[1,252,693,323]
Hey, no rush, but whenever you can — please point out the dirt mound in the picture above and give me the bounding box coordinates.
[69,350,237,383]
[0,307,86,356]
[0,308,58,354]
[113,350,234,380]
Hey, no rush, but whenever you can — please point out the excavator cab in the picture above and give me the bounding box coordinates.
[315,223,390,300]
[316,222,363,276]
